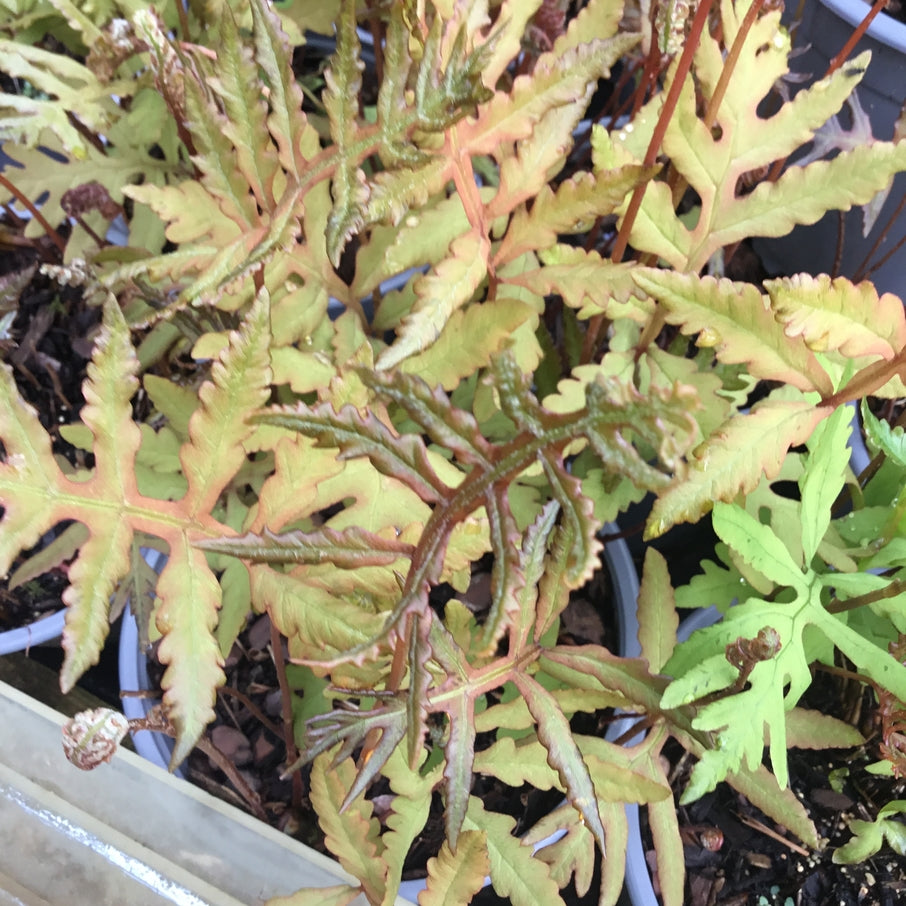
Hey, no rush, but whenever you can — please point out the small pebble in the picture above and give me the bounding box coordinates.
[253,733,275,764]
[247,614,273,651]
[265,689,283,718]
[223,641,243,669]
[210,725,253,767]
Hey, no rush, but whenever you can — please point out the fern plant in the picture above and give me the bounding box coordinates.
[2,0,906,904]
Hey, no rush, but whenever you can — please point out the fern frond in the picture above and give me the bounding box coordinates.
[647,396,832,537]
[620,13,906,272]
[323,0,368,266]
[0,40,131,155]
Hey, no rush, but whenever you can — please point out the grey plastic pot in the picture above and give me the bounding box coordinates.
[754,0,906,296]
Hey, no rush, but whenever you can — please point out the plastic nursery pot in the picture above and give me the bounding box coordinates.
[754,0,906,296]
[0,607,66,656]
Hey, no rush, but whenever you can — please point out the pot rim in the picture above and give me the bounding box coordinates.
[0,607,66,655]
[819,0,906,53]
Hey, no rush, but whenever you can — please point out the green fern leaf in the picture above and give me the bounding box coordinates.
[596,800,629,905]
[360,367,490,466]
[637,548,679,674]
[125,179,241,249]
[508,247,645,321]
[459,38,638,156]
[442,689,476,849]
[0,299,117,670]
[199,525,413,568]
[520,804,594,897]
[647,395,831,536]
[251,566,387,661]
[766,273,906,360]
[378,748,436,906]
[122,0,315,308]
[0,287,293,765]
[540,455,601,587]
[0,135,172,246]
[0,371,70,574]
[0,41,130,156]
[785,708,864,749]
[309,753,386,905]
[665,512,906,798]
[472,736,561,791]
[861,400,906,466]
[514,674,608,856]
[179,288,272,516]
[632,269,834,394]
[376,231,491,370]
[621,7,906,272]
[156,536,226,767]
[552,0,625,53]
[728,765,818,849]
[323,0,368,266]
[498,164,657,264]
[181,36,263,233]
[420,831,490,906]
[635,750,684,906]
[58,292,143,687]
[250,0,317,179]
[255,403,447,504]
[799,403,852,564]
[462,798,566,906]
[398,298,537,391]
[834,801,906,864]
[479,0,542,87]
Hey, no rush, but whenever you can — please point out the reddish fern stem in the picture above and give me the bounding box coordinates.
[217,685,283,739]
[703,0,767,130]
[581,0,717,364]
[195,735,269,822]
[878,635,906,777]
[269,619,304,811]
[853,191,906,282]
[0,172,66,255]
[610,0,717,265]
[826,0,889,76]
[175,0,190,42]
